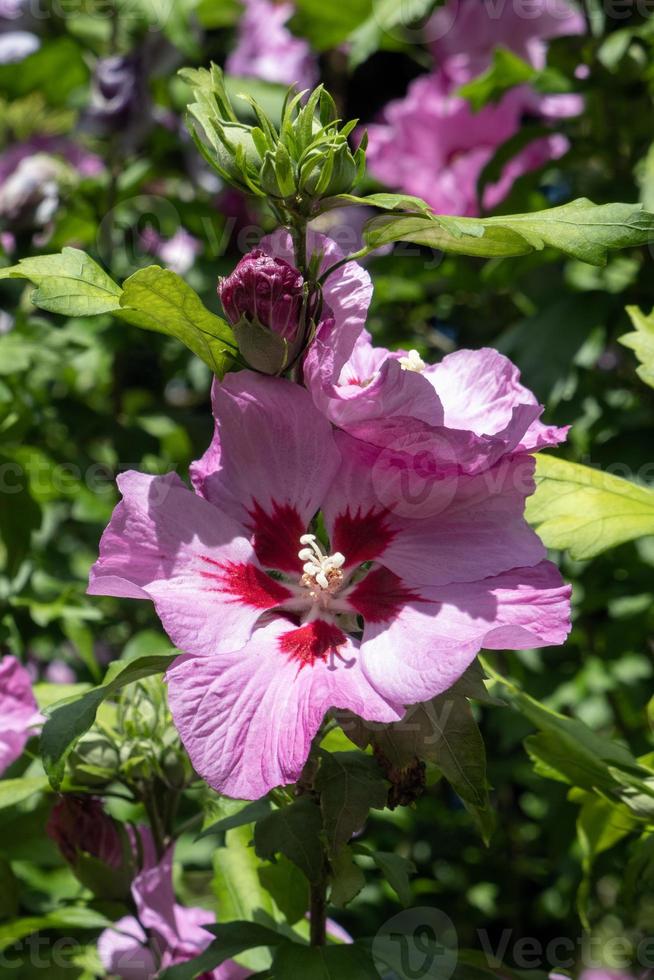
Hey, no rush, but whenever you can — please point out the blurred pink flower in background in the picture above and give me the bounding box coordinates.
[98,837,250,979]
[226,0,318,90]
[429,0,586,84]
[141,227,202,275]
[0,655,41,774]
[0,136,103,231]
[0,30,38,63]
[365,74,577,216]
[364,0,586,216]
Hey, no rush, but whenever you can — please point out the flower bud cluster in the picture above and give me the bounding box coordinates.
[67,676,193,793]
[181,64,365,216]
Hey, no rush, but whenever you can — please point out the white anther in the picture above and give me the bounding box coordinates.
[399,349,426,372]
[298,536,346,593]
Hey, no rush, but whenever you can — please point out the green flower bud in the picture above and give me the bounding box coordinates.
[300,141,359,199]
[159,746,192,789]
[68,733,120,788]
[213,122,262,185]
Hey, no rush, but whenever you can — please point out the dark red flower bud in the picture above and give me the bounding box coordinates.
[218,248,305,341]
[47,795,123,870]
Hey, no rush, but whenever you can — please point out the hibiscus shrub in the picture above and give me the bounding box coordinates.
[1,3,654,979]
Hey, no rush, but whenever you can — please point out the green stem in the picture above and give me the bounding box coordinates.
[291,219,308,276]
[141,788,167,858]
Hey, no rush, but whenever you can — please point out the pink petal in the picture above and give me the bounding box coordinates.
[260,229,373,371]
[304,330,443,430]
[190,372,340,573]
[0,655,41,774]
[429,0,585,83]
[424,347,567,453]
[88,471,284,657]
[324,433,545,587]
[358,561,571,703]
[166,618,403,799]
[97,916,157,980]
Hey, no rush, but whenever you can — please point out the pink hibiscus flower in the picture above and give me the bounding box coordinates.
[98,834,249,979]
[0,655,41,774]
[304,329,568,460]
[365,74,578,217]
[429,0,586,86]
[226,0,317,91]
[88,362,570,799]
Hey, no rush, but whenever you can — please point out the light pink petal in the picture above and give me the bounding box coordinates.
[226,0,318,90]
[260,229,372,371]
[0,655,41,774]
[97,916,157,980]
[304,331,443,430]
[88,471,287,657]
[324,433,545,587]
[364,71,579,217]
[190,372,340,573]
[356,561,571,703]
[132,848,180,951]
[429,0,585,83]
[424,348,568,453]
[166,617,403,799]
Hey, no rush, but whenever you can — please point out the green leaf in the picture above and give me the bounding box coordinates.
[621,305,654,388]
[0,859,19,919]
[0,777,50,812]
[0,907,111,953]
[259,856,310,925]
[0,454,41,576]
[213,824,279,972]
[117,265,237,376]
[0,248,122,316]
[526,455,654,560]
[254,798,324,883]
[354,847,416,907]
[458,47,535,111]
[272,941,379,979]
[485,664,648,798]
[329,846,366,908]
[290,0,372,51]
[320,192,432,214]
[363,199,654,266]
[575,793,636,927]
[315,751,388,853]
[40,652,177,790]
[201,798,272,837]
[161,922,285,980]
[0,37,88,105]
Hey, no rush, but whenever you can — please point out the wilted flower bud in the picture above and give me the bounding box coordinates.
[219,249,309,374]
[47,795,134,899]
[47,795,122,868]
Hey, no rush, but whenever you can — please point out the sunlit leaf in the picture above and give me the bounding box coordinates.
[117,265,237,376]
[363,199,654,266]
[526,455,654,559]
[621,305,654,388]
